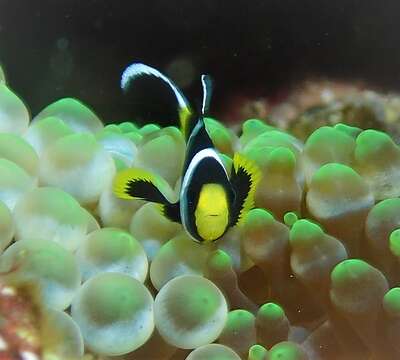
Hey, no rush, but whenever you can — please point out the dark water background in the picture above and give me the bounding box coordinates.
[0,0,399,124]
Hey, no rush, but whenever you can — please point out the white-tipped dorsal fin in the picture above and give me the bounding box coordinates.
[121,62,192,137]
[121,63,190,111]
[201,74,213,116]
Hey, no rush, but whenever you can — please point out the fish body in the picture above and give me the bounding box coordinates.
[113,63,260,243]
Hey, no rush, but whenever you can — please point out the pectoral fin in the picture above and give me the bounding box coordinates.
[230,153,261,226]
[113,168,170,203]
[113,168,182,224]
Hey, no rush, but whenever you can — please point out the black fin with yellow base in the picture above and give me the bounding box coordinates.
[113,168,182,223]
[113,168,170,202]
[230,153,262,226]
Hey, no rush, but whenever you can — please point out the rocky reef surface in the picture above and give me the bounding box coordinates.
[1,64,400,359]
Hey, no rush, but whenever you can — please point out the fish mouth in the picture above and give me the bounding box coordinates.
[208,214,219,217]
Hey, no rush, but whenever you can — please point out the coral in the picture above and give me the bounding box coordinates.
[0,277,84,360]
[1,73,400,360]
[0,280,42,359]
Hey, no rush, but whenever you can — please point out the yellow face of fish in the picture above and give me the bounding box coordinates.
[194,183,229,242]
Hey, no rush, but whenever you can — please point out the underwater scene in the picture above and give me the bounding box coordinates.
[1,1,400,359]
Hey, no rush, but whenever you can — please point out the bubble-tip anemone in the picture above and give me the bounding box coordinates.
[71,272,154,356]
[39,132,115,205]
[33,97,103,134]
[302,126,355,185]
[248,344,269,360]
[307,163,373,220]
[98,183,144,229]
[150,233,210,290]
[0,158,36,210]
[0,83,30,135]
[13,187,89,252]
[239,118,275,147]
[256,147,302,219]
[269,341,308,360]
[218,309,256,357]
[0,65,5,84]
[204,117,237,156]
[185,343,241,360]
[133,126,185,187]
[130,202,180,260]
[76,227,148,282]
[383,287,400,318]
[256,303,290,349]
[330,259,388,315]
[42,308,84,359]
[96,129,137,169]
[24,116,74,157]
[0,133,39,178]
[289,219,348,288]
[355,129,400,199]
[0,200,14,253]
[154,274,228,349]
[2,69,400,358]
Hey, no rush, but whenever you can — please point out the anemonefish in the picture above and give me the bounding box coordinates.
[113,63,261,243]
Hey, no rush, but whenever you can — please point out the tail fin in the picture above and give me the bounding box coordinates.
[121,63,193,134]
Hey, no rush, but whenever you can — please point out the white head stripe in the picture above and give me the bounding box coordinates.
[180,148,228,238]
[182,148,225,191]
[121,63,189,110]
